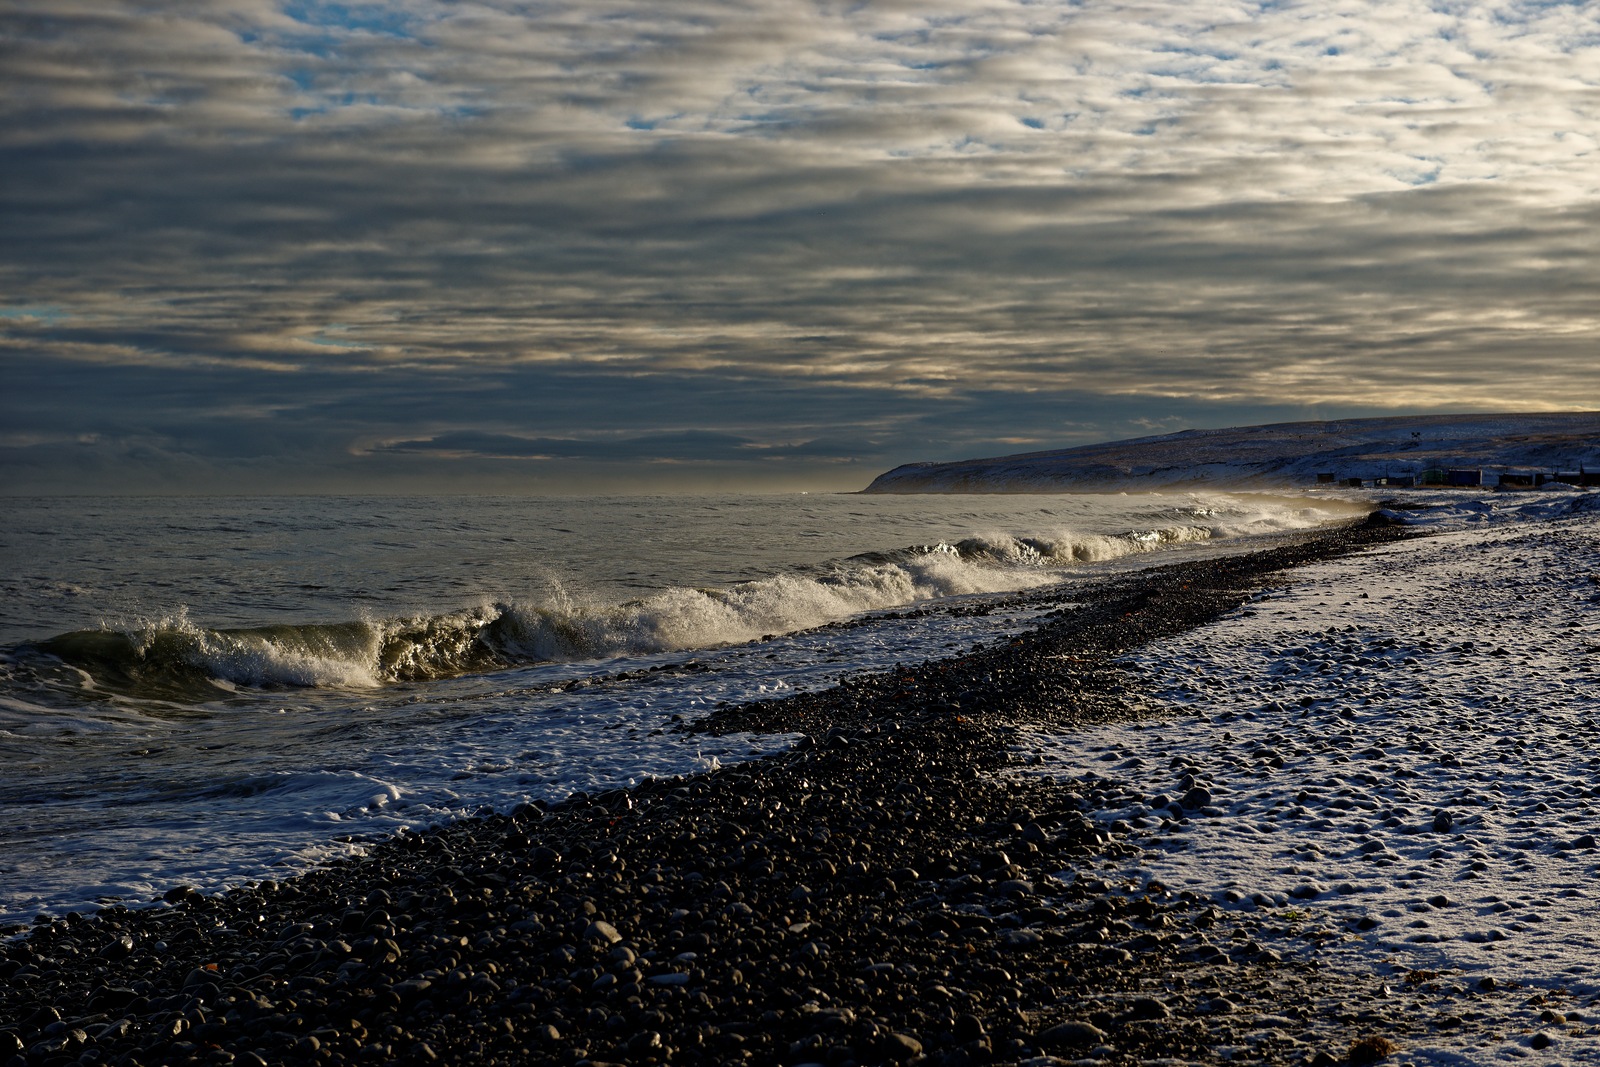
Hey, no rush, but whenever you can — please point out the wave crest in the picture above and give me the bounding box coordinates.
[31,507,1338,696]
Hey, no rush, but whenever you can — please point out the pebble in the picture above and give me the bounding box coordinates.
[2,523,1495,1067]
[1038,1020,1108,1047]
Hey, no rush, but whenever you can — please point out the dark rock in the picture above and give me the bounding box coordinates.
[1037,1020,1108,1047]
[1125,997,1171,1021]
[880,1032,923,1061]
[98,935,135,960]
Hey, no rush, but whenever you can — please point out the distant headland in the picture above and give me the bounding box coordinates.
[862,412,1600,494]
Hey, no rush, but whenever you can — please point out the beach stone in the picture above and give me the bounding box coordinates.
[648,972,690,986]
[1126,997,1171,1020]
[392,979,432,1001]
[1038,1021,1107,1048]
[882,1033,923,1061]
[585,920,622,945]
[98,935,135,960]
[998,928,1044,949]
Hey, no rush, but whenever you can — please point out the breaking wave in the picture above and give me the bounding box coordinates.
[28,509,1338,696]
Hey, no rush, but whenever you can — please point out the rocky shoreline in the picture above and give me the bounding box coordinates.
[3,518,1472,1067]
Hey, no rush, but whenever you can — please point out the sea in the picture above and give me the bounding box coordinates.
[0,491,1366,925]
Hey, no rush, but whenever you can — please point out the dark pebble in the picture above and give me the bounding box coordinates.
[0,523,1429,1067]
[1038,1020,1108,1047]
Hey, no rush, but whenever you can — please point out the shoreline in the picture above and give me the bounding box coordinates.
[2,518,1475,1067]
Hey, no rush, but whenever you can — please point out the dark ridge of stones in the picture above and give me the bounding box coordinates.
[4,518,1521,1067]
[691,515,1417,740]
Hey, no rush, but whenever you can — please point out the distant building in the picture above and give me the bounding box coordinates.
[1316,472,1337,484]
[1497,473,1536,489]
[1553,471,1600,488]
[1345,477,1365,488]
[1420,468,1447,486]
[1376,475,1415,488]
[1445,468,1482,487]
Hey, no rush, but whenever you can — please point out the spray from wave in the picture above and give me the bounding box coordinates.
[35,546,1056,695]
[30,504,1352,696]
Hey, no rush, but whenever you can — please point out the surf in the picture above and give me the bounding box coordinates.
[22,511,1320,699]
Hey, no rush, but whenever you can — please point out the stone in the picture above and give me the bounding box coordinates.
[1037,1021,1108,1047]
[881,1033,923,1061]
[98,935,135,960]
[1126,996,1171,1020]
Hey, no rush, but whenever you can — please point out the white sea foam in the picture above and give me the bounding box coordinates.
[0,489,1360,924]
[36,499,1351,698]
[0,587,1067,924]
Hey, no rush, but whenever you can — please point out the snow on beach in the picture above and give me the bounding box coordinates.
[1026,491,1600,1064]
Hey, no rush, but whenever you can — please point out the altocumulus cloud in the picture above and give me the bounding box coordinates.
[2,0,1597,491]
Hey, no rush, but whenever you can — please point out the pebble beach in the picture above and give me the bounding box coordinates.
[3,511,1595,1067]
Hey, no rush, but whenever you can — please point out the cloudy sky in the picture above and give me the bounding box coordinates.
[3,0,1598,493]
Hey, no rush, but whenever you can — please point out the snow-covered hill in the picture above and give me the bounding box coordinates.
[862,412,1600,493]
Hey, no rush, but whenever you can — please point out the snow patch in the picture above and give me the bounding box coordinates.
[1024,497,1600,1063]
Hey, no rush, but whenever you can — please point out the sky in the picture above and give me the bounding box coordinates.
[3,0,1598,494]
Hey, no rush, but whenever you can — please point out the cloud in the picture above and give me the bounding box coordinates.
[375,429,759,461]
[2,0,1598,491]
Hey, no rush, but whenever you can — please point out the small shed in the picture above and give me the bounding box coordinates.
[1420,468,1447,486]
[1445,468,1482,487]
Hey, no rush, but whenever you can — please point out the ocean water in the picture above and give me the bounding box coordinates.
[0,491,1364,924]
